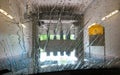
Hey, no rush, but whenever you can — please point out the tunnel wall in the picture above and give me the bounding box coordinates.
[0,0,32,70]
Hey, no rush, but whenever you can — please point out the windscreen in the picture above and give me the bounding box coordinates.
[0,0,120,75]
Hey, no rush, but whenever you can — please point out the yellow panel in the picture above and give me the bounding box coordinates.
[89,24,104,35]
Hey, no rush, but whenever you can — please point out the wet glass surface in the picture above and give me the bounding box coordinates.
[0,0,120,74]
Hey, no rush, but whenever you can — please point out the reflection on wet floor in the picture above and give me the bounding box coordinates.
[1,52,120,74]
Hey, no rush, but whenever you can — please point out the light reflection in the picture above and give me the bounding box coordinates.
[40,50,78,66]
[101,9,119,21]
[0,9,14,19]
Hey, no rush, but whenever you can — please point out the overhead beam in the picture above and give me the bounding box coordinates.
[30,12,83,20]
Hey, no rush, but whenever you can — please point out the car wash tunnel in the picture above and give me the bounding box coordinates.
[0,0,120,74]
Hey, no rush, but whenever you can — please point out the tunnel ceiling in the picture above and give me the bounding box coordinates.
[28,0,93,14]
[26,0,94,18]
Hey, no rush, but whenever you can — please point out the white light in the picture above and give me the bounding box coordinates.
[0,9,8,15]
[39,51,78,65]
[101,10,119,21]
[7,15,14,19]
[0,9,14,19]
[40,52,47,62]
[84,59,89,62]
[40,20,77,24]
[101,17,105,21]
[21,24,26,28]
